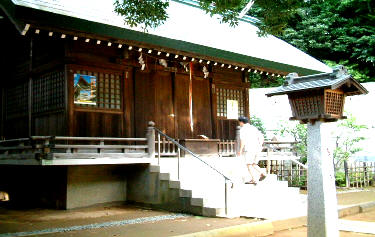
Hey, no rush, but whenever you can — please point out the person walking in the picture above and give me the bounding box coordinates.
[237,116,266,185]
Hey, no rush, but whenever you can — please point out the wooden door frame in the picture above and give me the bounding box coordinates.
[213,84,250,140]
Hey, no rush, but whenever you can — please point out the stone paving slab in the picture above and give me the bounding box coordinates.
[339,219,375,235]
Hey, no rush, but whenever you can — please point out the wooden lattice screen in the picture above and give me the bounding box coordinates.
[6,83,28,119]
[324,89,344,116]
[216,87,244,118]
[33,70,65,113]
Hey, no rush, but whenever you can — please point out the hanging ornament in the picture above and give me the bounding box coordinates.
[180,62,189,72]
[203,66,209,78]
[159,59,168,68]
[138,53,145,70]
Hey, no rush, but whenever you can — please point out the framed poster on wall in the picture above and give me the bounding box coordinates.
[73,74,97,105]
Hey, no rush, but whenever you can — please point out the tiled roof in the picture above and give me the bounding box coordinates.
[267,66,368,96]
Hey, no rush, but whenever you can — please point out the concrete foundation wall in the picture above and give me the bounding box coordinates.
[0,163,173,210]
[126,164,161,204]
[0,165,67,209]
[66,165,127,209]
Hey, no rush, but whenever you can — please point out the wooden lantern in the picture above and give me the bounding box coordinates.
[267,66,368,123]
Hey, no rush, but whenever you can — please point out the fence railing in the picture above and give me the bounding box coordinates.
[156,136,179,157]
[0,136,149,160]
[346,161,375,188]
[0,138,39,159]
[218,140,236,157]
[262,160,375,189]
[260,160,308,188]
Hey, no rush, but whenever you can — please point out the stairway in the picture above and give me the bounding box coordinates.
[144,157,307,219]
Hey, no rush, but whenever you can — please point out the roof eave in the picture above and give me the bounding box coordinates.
[0,0,28,34]
[3,1,323,76]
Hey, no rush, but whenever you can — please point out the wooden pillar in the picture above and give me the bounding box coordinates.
[28,37,33,137]
[210,81,218,139]
[235,125,241,154]
[147,121,155,158]
[0,87,4,139]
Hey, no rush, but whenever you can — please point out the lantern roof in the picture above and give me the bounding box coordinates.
[267,65,368,97]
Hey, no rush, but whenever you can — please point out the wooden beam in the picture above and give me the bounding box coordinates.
[28,37,33,136]
[210,81,218,139]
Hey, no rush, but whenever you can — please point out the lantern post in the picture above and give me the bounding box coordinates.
[267,66,368,237]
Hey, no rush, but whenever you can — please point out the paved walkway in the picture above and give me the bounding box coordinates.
[0,188,374,237]
[269,210,375,237]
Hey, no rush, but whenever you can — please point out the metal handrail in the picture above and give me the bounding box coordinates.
[290,159,307,169]
[154,127,233,183]
[154,127,233,216]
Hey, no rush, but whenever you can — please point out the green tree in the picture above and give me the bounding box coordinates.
[113,0,303,36]
[332,113,367,170]
[281,0,375,82]
[276,122,307,163]
[250,115,266,137]
[249,72,284,88]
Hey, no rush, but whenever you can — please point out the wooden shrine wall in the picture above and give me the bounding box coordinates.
[1,18,30,138]
[1,19,250,140]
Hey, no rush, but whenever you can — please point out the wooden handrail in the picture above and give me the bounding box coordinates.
[0,138,30,144]
[30,136,147,141]
[264,141,299,144]
[52,145,148,149]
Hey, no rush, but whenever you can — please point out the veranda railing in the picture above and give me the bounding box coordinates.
[0,136,149,160]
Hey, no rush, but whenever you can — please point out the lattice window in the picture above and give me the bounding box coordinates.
[33,71,65,113]
[216,87,244,118]
[325,90,344,116]
[6,82,29,119]
[74,70,121,109]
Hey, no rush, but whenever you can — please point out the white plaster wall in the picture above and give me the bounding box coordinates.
[250,82,375,160]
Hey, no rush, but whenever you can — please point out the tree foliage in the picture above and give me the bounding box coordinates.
[332,113,367,170]
[249,73,284,88]
[281,0,375,82]
[114,0,170,29]
[113,0,303,35]
[250,115,267,137]
[247,0,303,36]
[276,122,307,163]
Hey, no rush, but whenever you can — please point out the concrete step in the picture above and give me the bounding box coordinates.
[149,162,306,219]
[149,165,160,173]
[159,172,170,181]
[190,197,204,207]
[169,180,181,189]
[203,207,226,217]
[179,189,192,198]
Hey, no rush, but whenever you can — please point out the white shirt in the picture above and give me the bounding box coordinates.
[240,123,264,152]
